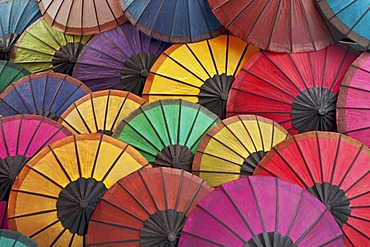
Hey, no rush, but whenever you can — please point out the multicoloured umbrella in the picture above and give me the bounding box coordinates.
[39,0,126,35]
[227,45,359,135]
[73,22,170,94]
[0,0,41,60]
[0,114,72,201]
[207,0,342,53]
[0,72,91,120]
[86,167,213,246]
[8,133,149,246]
[113,99,220,171]
[0,61,30,93]
[143,34,258,119]
[337,52,370,147]
[10,19,92,75]
[0,201,8,229]
[59,90,146,136]
[317,0,370,49]
[192,115,289,187]
[179,176,344,246]
[0,229,38,246]
[254,131,370,246]
[119,0,225,43]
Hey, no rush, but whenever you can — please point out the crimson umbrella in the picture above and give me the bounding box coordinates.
[254,131,370,246]
[207,0,342,53]
[179,176,344,246]
[73,22,170,94]
[227,45,358,135]
[86,167,213,246]
[337,51,370,147]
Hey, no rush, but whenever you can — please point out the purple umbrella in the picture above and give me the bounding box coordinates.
[73,22,171,95]
[179,176,345,246]
[0,201,7,229]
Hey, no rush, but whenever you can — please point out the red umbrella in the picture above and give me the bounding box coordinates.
[337,51,370,146]
[207,0,342,53]
[227,45,358,135]
[254,131,370,246]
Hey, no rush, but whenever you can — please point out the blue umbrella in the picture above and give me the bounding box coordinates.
[0,72,91,121]
[119,0,225,43]
[0,0,41,60]
[317,0,370,49]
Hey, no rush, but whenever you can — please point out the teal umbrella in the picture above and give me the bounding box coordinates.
[0,229,38,246]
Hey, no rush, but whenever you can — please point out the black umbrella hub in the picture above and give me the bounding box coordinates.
[0,33,19,60]
[154,144,194,172]
[246,232,297,247]
[241,150,267,177]
[52,42,84,76]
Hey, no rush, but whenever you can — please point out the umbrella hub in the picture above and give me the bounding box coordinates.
[241,150,267,177]
[167,232,177,242]
[52,42,84,76]
[308,182,351,227]
[246,232,297,247]
[199,73,235,119]
[154,144,194,172]
[56,177,107,236]
[0,33,19,60]
[291,87,337,133]
[140,69,149,77]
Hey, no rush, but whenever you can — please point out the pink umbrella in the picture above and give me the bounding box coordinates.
[179,176,344,246]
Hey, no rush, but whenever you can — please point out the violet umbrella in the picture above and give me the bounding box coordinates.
[179,176,345,246]
[73,22,171,95]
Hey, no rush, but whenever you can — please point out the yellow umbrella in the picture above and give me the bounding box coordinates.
[8,133,149,246]
[59,90,146,136]
[10,18,91,75]
[142,33,259,119]
[192,115,289,187]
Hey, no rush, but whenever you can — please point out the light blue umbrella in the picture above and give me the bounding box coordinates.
[0,229,38,246]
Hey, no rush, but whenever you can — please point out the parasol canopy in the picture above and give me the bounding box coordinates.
[0,60,30,93]
[337,51,370,147]
[113,99,220,171]
[73,22,171,94]
[39,0,127,35]
[0,114,72,202]
[317,0,370,50]
[207,0,342,53]
[192,115,289,187]
[227,45,359,135]
[0,201,8,229]
[179,176,345,246]
[8,133,149,246]
[254,131,370,246]
[59,90,146,136]
[0,229,38,246]
[0,72,91,120]
[143,34,259,119]
[10,19,92,75]
[119,0,225,43]
[0,0,41,60]
[86,167,213,246]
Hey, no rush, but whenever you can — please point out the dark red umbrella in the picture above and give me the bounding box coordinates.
[254,131,370,246]
[207,0,342,53]
[227,45,358,135]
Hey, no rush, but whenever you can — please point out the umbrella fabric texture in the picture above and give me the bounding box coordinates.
[10,19,92,75]
[0,72,91,120]
[8,133,149,246]
[317,0,370,50]
[227,45,359,135]
[143,34,259,119]
[337,51,370,147]
[113,99,220,171]
[73,22,171,94]
[59,90,146,136]
[0,61,30,93]
[119,0,225,43]
[254,131,370,246]
[0,229,38,246]
[86,167,213,246]
[207,0,342,53]
[0,201,8,229]
[0,0,41,60]
[0,114,72,201]
[179,176,345,246]
[192,115,289,187]
[39,0,126,35]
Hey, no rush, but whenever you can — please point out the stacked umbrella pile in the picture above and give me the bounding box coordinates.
[0,0,369,246]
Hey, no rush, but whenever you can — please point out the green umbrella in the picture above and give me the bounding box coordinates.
[0,61,29,93]
[113,99,220,171]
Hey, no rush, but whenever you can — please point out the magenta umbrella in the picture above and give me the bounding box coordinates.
[0,202,7,229]
[179,176,344,246]
[73,22,171,95]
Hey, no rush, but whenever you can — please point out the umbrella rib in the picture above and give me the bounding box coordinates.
[316,132,325,184]
[184,105,202,147]
[73,103,93,133]
[177,99,182,144]
[344,170,369,194]
[13,1,31,33]
[15,115,23,155]
[285,190,304,236]
[328,48,352,91]
[239,116,259,154]
[0,98,22,115]
[159,100,172,146]
[28,77,39,115]
[90,94,99,132]
[222,119,254,157]
[180,231,225,246]
[185,44,212,78]
[12,84,33,114]
[64,0,75,34]
[307,52,317,88]
[247,177,266,232]
[109,92,130,133]
[73,135,82,178]
[232,42,250,78]
[189,117,219,151]
[288,54,309,90]
[22,116,43,155]
[46,76,63,113]
[225,33,230,74]
[102,90,110,132]
[151,72,201,90]
[174,170,184,211]
[295,208,329,244]
[207,135,248,161]
[337,145,364,188]
[90,134,103,178]
[346,7,370,37]
[348,190,370,201]
[223,0,253,29]
[337,106,370,111]
[90,219,141,232]
[244,0,270,41]
[29,219,60,238]
[206,39,219,75]
[168,0,177,39]
[8,209,57,220]
[105,28,131,59]
[196,0,213,39]
[266,0,282,50]
[317,235,347,247]
[40,20,66,53]
[48,146,73,183]
[49,227,68,247]
[343,220,370,240]
[298,0,316,50]
[138,170,160,212]
[7,0,14,34]
[341,84,370,93]
[10,189,58,200]
[100,197,146,223]
[101,145,129,182]
[321,47,329,88]
[256,117,266,152]
[0,122,10,156]
[140,107,168,148]
[83,42,128,63]
[329,135,342,185]
[183,180,205,215]
[351,63,370,74]
[53,83,85,114]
